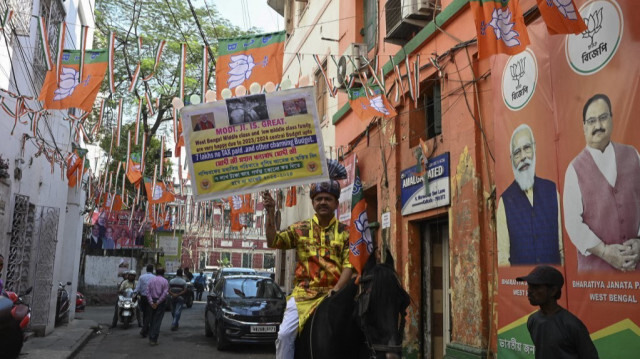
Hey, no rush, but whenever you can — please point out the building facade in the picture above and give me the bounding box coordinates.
[0,0,95,335]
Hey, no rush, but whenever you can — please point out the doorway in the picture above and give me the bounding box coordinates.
[421,217,451,359]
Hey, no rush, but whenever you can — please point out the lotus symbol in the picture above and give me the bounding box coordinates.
[350,211,373,256]
[510,57,526,89]
[547,0,579,20]
[227,54,268,89]
[54,67,80,100]
[231,195,243,210]
[582,7,603,49]
[369,96,391,115]
[152,185,163,200]
[486,8,521,48]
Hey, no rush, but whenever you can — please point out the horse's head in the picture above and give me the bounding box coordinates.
[356,250,411,359]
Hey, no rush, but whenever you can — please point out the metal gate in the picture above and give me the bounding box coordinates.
[7,194,60,328]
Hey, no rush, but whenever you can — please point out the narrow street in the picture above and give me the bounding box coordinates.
[73,301,275,359]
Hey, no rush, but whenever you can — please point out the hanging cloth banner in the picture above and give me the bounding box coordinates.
[312,54,335,98]
[215,31,285,99]
[470,0,530,59]
[39,49,108,113]
[1,8,14,32]
[128,63,140,92]
[56,22,66,81]
[116,98,123,147]
[179,43,186,101]
[142,40,166,82]
[126,152,143,185]
[535,0,586,35]
[37,16,54,71]
[78,25,89,81]
[202,45,209,99]
[135,97,142,145]
[92,98,105,136]
[348,86,397,121]
[108,31,116,93]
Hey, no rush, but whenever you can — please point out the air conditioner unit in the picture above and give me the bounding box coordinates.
[336,43,367,89]
[385,0,437,45]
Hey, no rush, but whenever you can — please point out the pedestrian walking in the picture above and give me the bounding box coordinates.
[135,264,155,337]
[169,268,187,331]
[517,265,599,359]
[146,266,169,346]
[194,271,206,301]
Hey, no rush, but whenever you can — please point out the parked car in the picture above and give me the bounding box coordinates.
[205,275,286,350]
[211,267,257,288]
[165,272,194,309]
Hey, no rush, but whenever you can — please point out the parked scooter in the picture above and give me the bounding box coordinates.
[75,291,86,312]
[117,288,138,329]
[55,281,72,326]
[2,287,33,336]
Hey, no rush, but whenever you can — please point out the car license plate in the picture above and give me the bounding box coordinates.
[250,325,276,333]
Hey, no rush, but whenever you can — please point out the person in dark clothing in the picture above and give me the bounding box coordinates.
[194,271,206,301]
[147,267,169,345]
[135,264,155,337]
[183,267,194,282]
[517,265,599,359]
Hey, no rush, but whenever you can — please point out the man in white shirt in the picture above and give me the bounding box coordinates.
[563,94,640,271]
[135,264,155,337]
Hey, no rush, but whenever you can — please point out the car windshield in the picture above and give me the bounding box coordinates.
[223,278,283,299]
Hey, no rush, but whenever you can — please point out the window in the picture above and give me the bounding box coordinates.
[263,253,275,269]
[315,62,327,125]
[242,252,253,268]
[409,78,442,148]
[219,252,231,267]
[424,80,442,139]
[364,0,377,52]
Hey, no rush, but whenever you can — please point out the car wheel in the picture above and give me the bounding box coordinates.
[204,314,213,337]
[216,321,229,351]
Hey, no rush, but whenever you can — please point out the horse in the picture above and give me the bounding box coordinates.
[295,250,411,359]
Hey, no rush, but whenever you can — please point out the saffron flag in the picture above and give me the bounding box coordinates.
[285,186,297,207]
[535,0,586,35]
[68,158,89,188]
[348,160,373,275]
[470,0,530,59]
[66,145,88,179]
[126,152,143,185]
[39,49,108,112]
[215,31,285,99]
[229,194,253,214]
[348,86,397,121]
[144,178,176,204]
[100,193,124,211]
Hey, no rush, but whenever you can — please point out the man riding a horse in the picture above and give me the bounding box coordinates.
[264,166,353,359]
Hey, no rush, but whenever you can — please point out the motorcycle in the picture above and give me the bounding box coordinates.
[75,291,86,312]
[55,281,72,326]
[2,286,33,335]
[117,288,138,329]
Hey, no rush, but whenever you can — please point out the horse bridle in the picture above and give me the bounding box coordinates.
[356,278,407,358]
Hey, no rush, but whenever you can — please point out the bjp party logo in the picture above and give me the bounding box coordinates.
[502,48,537,111]
[565,0,623,75]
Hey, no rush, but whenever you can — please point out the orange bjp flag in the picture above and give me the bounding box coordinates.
[470,0,530,59]
[126,152,143,185]
[535,0,586,35]
[348,86,397,121]
[285,186,297,207]
[215,31,285,98]
[348,160,372,275]
[39,49,108,112]
[144,178,176,204]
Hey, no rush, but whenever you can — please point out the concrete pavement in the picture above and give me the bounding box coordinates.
[20,319,98,359]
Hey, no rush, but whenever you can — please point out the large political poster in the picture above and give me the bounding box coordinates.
[181,87,329,201]
[493,1,640,357]
[88,210,146,250]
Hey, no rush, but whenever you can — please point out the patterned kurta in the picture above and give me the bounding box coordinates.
[271,215,352,331]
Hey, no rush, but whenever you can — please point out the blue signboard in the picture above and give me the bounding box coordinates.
[400,152,450,216]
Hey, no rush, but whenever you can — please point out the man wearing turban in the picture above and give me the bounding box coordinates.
[263,176,353,359]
